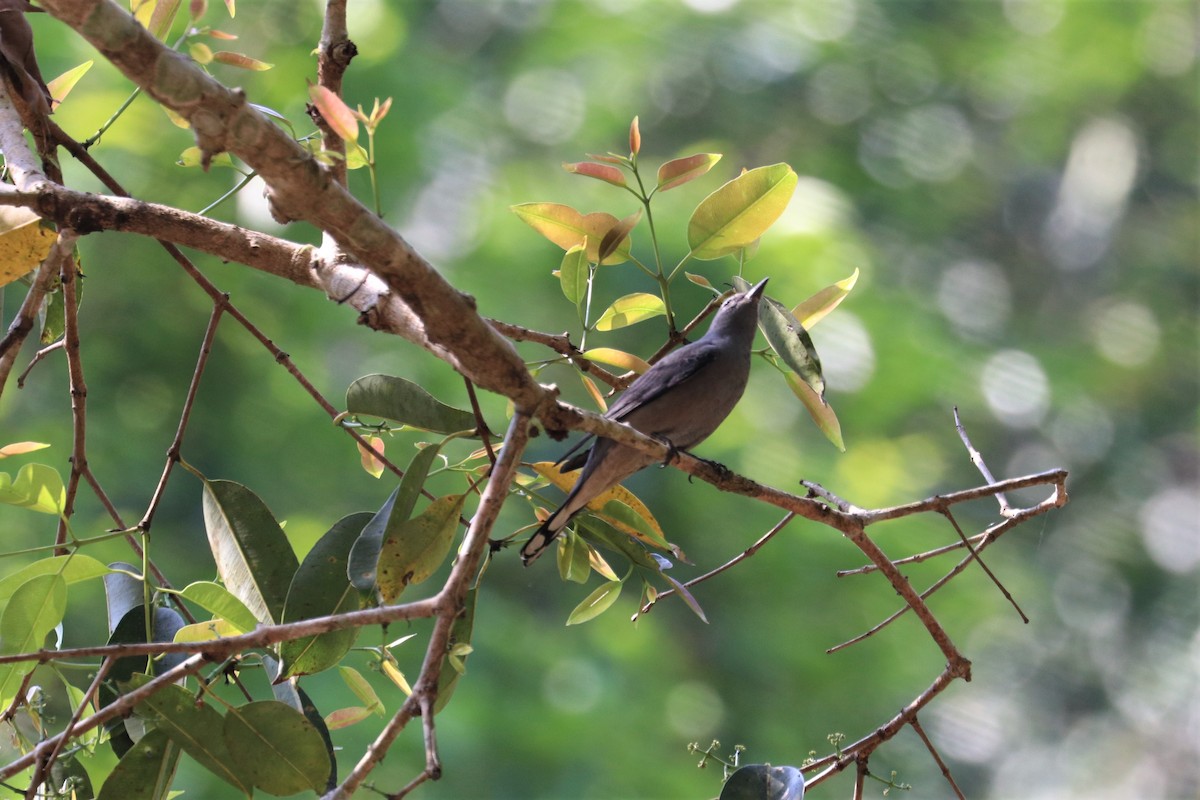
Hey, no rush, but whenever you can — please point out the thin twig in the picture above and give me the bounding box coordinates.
[910,715,966,800]
[954,406,1011,515]
[935,503,1028,623]
[26,658,113,797]
[15,341,62,388]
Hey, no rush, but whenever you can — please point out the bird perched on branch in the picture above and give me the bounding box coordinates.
[521,277,768,565]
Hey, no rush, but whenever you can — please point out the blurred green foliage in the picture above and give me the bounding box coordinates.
[2,1,1196,798]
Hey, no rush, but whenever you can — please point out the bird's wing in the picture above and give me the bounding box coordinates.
[605,340,720,422]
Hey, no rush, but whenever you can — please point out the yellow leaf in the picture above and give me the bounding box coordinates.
[582,347,650,375]
[530,461,667,549]
[579,374,607,412]
[0,442,50,459]
[46,61,93,110]
[792,268,859,330]
[358,436,385,479]
[381,660,412,696]
[0,209,56,288]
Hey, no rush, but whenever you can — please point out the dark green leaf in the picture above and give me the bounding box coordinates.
[566,580,623,625]
[346,374,477,434]
[377,494,466,603]
[224,700,331,796]
[434,589,476,714]
[202,480,300,625]
[96,729,180,800]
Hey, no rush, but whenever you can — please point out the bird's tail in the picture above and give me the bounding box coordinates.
[520,508,569,565]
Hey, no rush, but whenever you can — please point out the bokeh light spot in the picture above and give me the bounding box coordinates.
[810,311,875,393]
[542,657,603,714]
[504,68,585,145]
[1138,485,1200,574]
[980,349,1050,428]
[937,259,1012,339]
[665,681,725,737]
[1088,298,1161,367]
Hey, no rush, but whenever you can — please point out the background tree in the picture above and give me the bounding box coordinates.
[0,2,1195,799]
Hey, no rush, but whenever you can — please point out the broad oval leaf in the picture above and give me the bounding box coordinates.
[224,700,332,796]
[566,580,623,625]
[127,676,253,796]
[324,706,373,731]
[202,480,300,625]
[785,373,845,452]
[345,374,477,434]
[687,163,797,260]
[376,494,467,603]
[792,268,859,329]
[657,152,721,192]
[562,161,626,187]
[0,555,109,607]
[511,203,631,265]
[581,347,650,374]
[0,462,65,514]
[719,764,805,800]
[179,581,258,633]
[348,440,448,592]
[96,728,180,800]
[0,574,66,655]
[279,512,371,679]
[557,242,589,308]
[593,293,666,331]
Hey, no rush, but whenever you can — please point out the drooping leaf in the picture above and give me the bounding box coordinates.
[358,435,386,479]
[96,728,180,800]
[345,374,477,434]
[348,440,448,592]
[593,292,666,331]
[556,531,591,584]
[596,208,642,264]
[0,207,56,288]
[687,163,797,260]
[46,60,92,110]
[657,153,722,192]
[785,373,844,451]
[279,513,371,679]
[557,242,589,308]
[338,665,384,715]
[581,347,650,375]
[719,764,805,800]
[562,161,626,187]
[128,677,253,796]
[178,581,258,633]
[531,461,667,550]
[224,700,331,796]
[103,562,144,635]
[660,572,708,623]
[0,462,65,514]
[792,268,859,329]
[202,480,300,625]
[685,272,717,291]
[376,494,467,603]
[734,275,826,401]
[433,589,476,713]
[308,83,357,141]
[566,580,623,625]
[148,0,182,39]
[511,203,631,265]
[0,575,66,707]
[579,373,607,412]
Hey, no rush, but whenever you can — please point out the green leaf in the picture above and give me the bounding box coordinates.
[0,462,66,514]
[593,293,666,331]
[0,575,66,707]
[202,480,300,625]
[562,161,626,187]
[346,374,477,434]
[130,677,253,796]
[279,513,371,679]
[685,272,717,292]
[792,268,859,329]
[338,666,384,715]
[657,152,721,192]
[224,701,332,796]
[348,440,448,592]
[511,203,631,265]
[598,498,670,550]
[556,531,591,584]
[687,163,797,260]
[785,373,845,451]
[376,494,467,603]
[434,589,476,714]
[46,60,94,111]
[566,580,623,625]
[178,581,259,634]
[737,276,825,400]
[557,242,589,308]
[96,728,181,800]
[0,555,109,607]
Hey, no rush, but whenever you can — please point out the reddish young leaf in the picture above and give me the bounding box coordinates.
[629,116,641,155]
[511,203,631,264]
[562,161,626,188]
[657,153,722,192]
[308,83,358,142]
[213,50,273,71]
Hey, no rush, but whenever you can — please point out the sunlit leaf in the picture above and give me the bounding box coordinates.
[785,373,844,451]
[308,83,358,142]
[657,153,721,192]
[581,347,650,374]
[149,0,182,39]
[0,462,66,514]
[46,61,92,110]
[178,581,258,633]
[588,547,620,581]
[176,146,234,168]
[562,161,626,187]
[579,373,607,412]
[629,116,641,155]
[593,292,666,331]
[685,272,716,291]
[792,268,859,329]
[380,659,412,695]
[0,555,108,607]
[511,203,631,265]
[0,208,56,288]
[173,618,242,643]
[189,41,213,64]
[531,461,668,550]
[358,435,386,479]
[213,51,272,71]
[566,580,622,625]
[687,163,797,260]
[557,242,589,308]
[0,441,49,458]
[324,706,372,731]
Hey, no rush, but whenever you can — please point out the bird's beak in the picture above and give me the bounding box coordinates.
[748,277,769,299]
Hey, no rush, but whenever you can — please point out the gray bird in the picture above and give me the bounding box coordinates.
[521,277,768,565]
